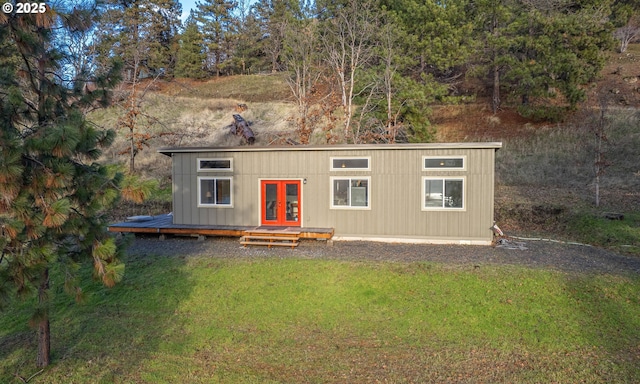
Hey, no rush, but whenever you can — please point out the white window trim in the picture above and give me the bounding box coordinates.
[197,176,233,208]
[422,155,466,171]
[330,176,371,210]
[330,156,371,171]
[197,158,233,172]
[421,176,466,211]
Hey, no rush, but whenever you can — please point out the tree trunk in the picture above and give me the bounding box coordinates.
[130,134,135,173]
[36,268,51,368]
[492,64,500,114]
[490,12,500,114]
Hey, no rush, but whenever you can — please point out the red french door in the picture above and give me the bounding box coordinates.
[261,180,301,226]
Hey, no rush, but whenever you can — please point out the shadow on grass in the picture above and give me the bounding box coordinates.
[564,275,640,382]
[0,237,194,383]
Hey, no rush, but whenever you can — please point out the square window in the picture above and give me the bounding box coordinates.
[423,177,464,210]
[331,177,370,209]
[198,177,232,207]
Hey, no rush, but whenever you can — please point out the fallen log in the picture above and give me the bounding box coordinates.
[232,114,255,145]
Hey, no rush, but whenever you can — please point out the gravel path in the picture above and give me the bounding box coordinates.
[126,235,640,276]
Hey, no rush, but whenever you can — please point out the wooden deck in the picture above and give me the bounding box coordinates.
[108,214,334,240]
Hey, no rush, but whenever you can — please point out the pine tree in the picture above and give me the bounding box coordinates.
[468,0,519,113]
[470,0,614,118]
[0,5,136,368]
[146,0,183,77]
[175,14,208,78]
[230,2,265,74]
[254,0,303,72]
[195,0,238,76]
[94,0,182,80]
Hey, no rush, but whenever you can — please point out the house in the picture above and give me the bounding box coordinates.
[155,142,502,245]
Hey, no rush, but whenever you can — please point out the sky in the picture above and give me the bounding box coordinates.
[180,0,197,20]
[179,0,257,21]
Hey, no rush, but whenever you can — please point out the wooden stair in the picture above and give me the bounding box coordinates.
[240,229,301,248]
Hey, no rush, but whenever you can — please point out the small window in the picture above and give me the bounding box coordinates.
[198,158,233,171]
[422,177,464,210]
[331,157,370,171]
[198,177,232,207]
[331,177,370,209]
[423,156,465,170]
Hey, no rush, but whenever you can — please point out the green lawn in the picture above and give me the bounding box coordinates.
[2,250,639,383]
[568,212,640,256]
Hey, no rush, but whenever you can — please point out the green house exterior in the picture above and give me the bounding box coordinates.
[158,143,502,245]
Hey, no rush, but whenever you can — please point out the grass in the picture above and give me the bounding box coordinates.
[2,250,640,383]
[495,109,640,191]
[494,108,640,253]
[567,212,640,255]
[188,74,292,103]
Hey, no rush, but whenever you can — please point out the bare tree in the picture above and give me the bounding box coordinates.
[283,20,323,143]
[593,105,608,207]
[320,0,378,140]
[587,94,612,208]
[378,17,404,143]
[116,56,174,173]
[615,14,640,53]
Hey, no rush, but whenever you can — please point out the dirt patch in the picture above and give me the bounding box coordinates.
[594,46,640,108]
[432,103,549,142]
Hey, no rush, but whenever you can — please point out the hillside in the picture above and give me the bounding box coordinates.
[91,45,640,253]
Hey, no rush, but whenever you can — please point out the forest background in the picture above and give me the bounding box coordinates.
[50,0,640,143]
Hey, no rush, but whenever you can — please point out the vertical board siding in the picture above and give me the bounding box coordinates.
[170,146,497,242]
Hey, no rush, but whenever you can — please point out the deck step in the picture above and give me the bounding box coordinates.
[240,240,299,248]
[240,233,300,249]
[241,235,300,241]
[244,230,301,237]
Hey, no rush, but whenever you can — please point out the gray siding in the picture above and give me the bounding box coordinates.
[169,145,498,243]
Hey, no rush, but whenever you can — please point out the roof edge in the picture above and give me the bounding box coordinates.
[158,142,503,155]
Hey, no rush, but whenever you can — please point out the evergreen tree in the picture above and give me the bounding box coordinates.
[95,0,182,80]
[195,0,238,76]
[146,0,183,77]
[231,7,266,74]
[0,4,139,368]
[470,0,614,117]
[380,0,476,77]
[469,0,519,113]
[254,0,303,72]
[175,14,208,78]
[504,1,613,116]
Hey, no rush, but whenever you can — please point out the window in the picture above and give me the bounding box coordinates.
[198,158,233,171]
[422,177,464,210]
[330,157,370,171]
[423,156,465,170]
[198,177,232,207]
[331,177,370,209]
